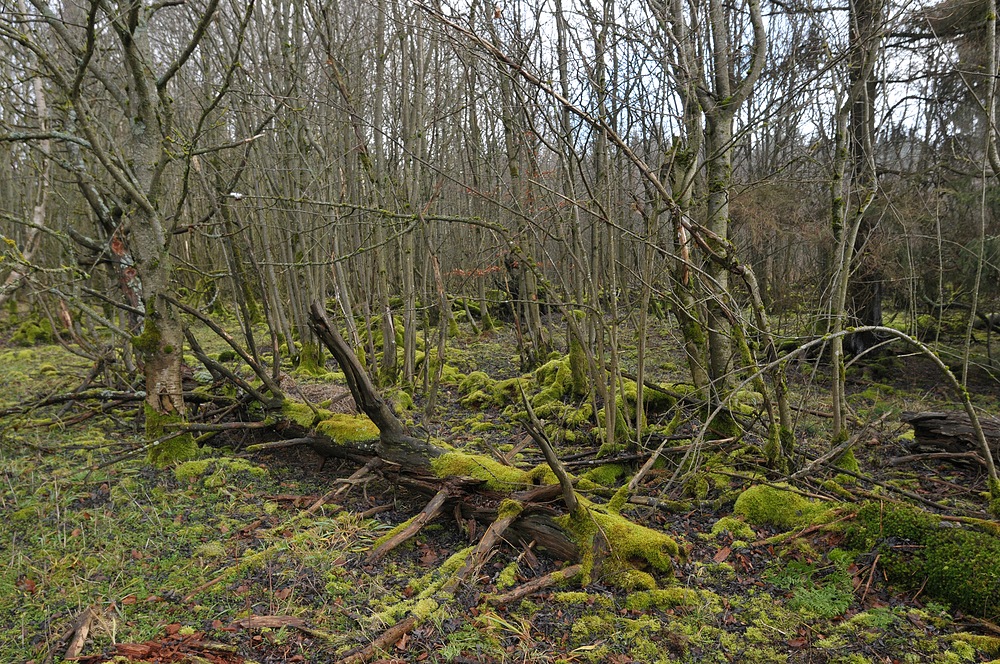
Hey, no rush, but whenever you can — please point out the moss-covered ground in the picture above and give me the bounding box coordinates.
[3,313,1000,663]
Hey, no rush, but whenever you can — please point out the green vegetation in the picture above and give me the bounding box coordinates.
[2,318,999,663]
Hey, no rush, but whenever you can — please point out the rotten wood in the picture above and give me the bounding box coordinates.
[306,302,585,562]
[335,615,418,664]
[902,411,1000,458]
[245,437,317,452]
[445,511,519,593]
[888,451,987,467]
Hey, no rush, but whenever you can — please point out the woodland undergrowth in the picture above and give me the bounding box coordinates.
[3,311,1000,664]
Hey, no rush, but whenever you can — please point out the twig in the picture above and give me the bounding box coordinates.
[785,412,890,483]
[861,553,880,604]
[304,457,383,516]
[517,382,578,512]
[887,451,986,467]
[246,437,317,452]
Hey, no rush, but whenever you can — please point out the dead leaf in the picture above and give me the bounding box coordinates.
[713,546,731,563]
[788,637,808,648]
[274,587,292,601]
[120,594,137,605]
[395,632,409,650]
[131,549,143,560]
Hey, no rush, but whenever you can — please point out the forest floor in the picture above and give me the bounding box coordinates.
[3,312,1000,663]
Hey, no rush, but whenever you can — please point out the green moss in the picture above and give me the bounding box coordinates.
[600,569,654,590]
[386,388,414,413]
[174,459,212,481]
[624,587,701,611]
[412,597,439,619]
[145,404,197,465]
[580,464,625,488]
[131,320,161,357]
[734,484,836,531]
[496,561,520,589]
[951,634,1000,656]
[711,516,755,540]
[297,342,326,376]
[459,370,494,396]
[848,502,1000,620]
[833,448,860,474]
[11,318,53,346]
[315,414,381,444]
[193,542,227,559]
[431,452,556,491]
[460,389,494,408]
[11,507,35,523]
[557,499,679,588]
[567,311,588,399]
[281,400,327,429]
[496,498,524,519]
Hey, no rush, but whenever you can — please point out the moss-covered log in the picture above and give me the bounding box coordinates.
[299,302,681,585]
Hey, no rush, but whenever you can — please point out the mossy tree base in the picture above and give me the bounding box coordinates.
[144,404,197,466]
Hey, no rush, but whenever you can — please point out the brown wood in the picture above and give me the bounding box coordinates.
[305,302,584,565]
[336,615,418,664]
[902,411,1000,457]
[366,489,450,564]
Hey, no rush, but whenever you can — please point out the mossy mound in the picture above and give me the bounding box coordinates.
[11,318,54,346]
[315,413,381,444]
[557,499,680,589]
[849,502,1000,620]
[734,484,837,531]
[431,451,555,491]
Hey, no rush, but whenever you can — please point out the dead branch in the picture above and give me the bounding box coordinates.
[517,382,577,512]
[486,564,584,605]
[335,616,418,664]
[366,489,449,564]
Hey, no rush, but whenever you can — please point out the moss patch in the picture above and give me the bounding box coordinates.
[144,404,197,466]
[734,484,837,531]
[849,502,1000,620]
[315,414,381,444]
[431,452,555,491]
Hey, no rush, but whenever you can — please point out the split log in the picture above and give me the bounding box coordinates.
[901,411,1000,458]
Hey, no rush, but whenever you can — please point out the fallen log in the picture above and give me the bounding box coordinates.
[301,301,679,580]
[901,411,1000,458]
